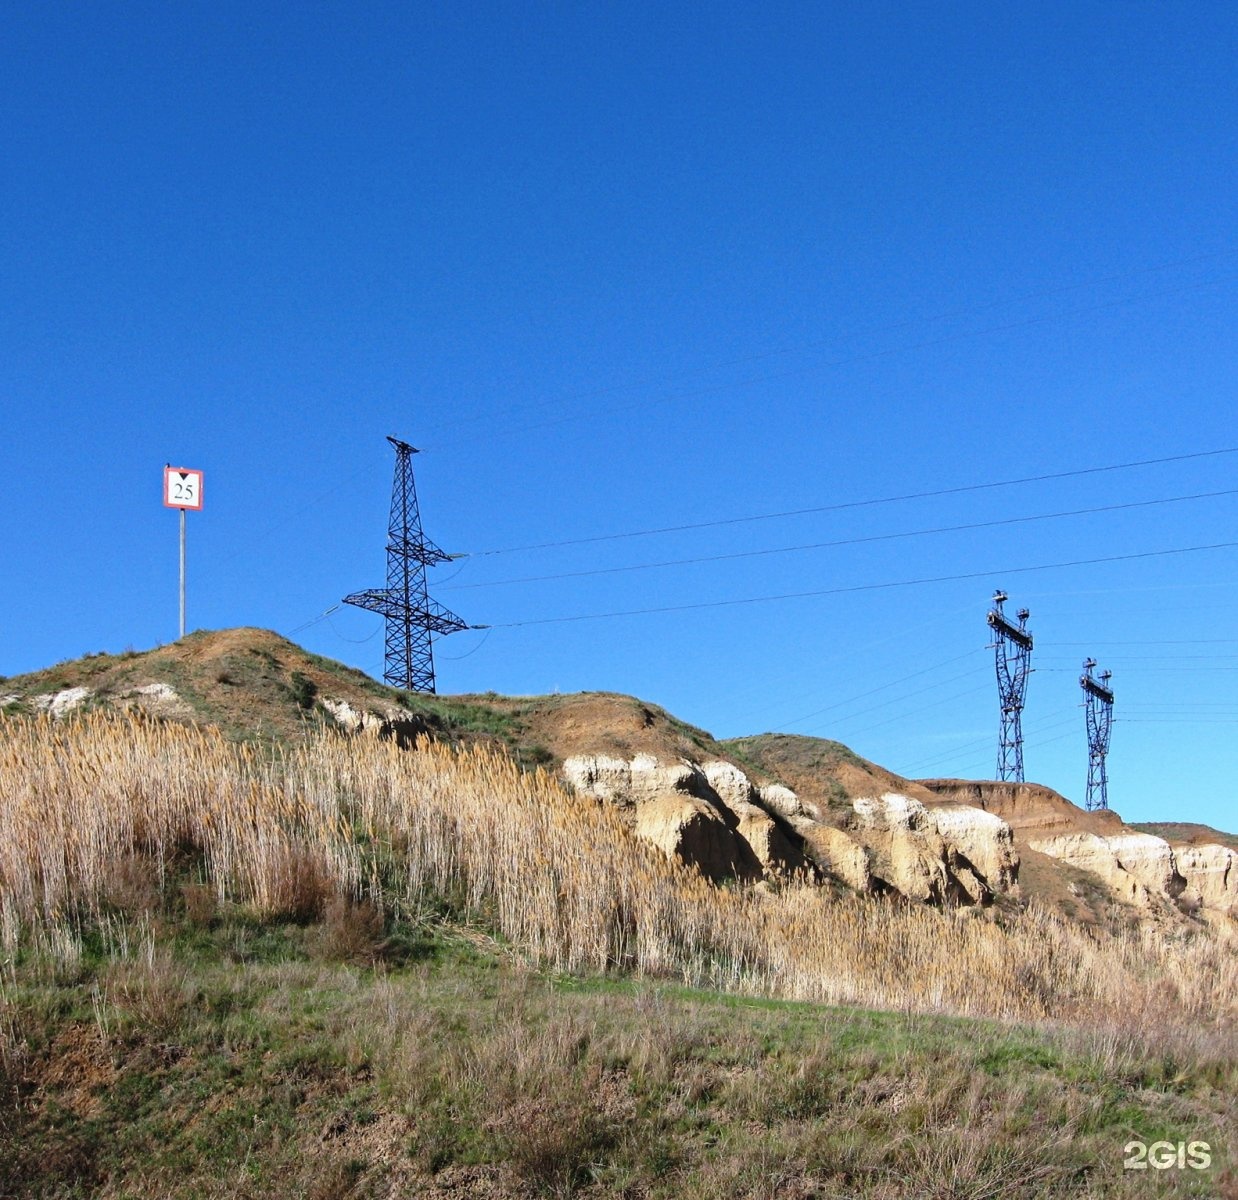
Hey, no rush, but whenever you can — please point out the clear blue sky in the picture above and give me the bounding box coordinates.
[2,3,1235,831]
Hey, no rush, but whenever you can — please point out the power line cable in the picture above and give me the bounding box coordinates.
[773,649,985,730]
[287,604,342,636]
[446,486,1238,589]
[326,610,380,644]
[900,714,1079,774]
[1041,639,1238,646]
[438,628,493,661]
[486,540,1238,629]
[792,665,990,733]
[814,681,994,742]
[462,446,1238,558]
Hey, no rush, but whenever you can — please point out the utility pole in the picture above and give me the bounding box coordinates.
[163,465,204,639]
[987,590,1033,782]
[1080,658,1115,811]
[343,436,474,693]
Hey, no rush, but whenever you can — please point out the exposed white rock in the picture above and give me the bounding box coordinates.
[114,681,195,719]
[799,825,872,892]
[850,793,1018,903]
[851,794,955,902]
[1029,831,1236,914]
[321,697,389,736]
[132,682,177,701]
[1028,833,1150,906]
[634,793,761,882]
[702,761,759,811]
[852,792,931,833]
[562,753,703,808]
[563,760,1016,904]
[757,783,804,820]
[32,687,92,719]
[931,805,1019,893]
[1176,845,1237,915]
[1105,833,1185,898]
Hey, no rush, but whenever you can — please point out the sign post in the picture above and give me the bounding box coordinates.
[163,466,204,638]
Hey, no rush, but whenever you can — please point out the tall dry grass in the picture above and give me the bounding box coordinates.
[0,712,1234,1028]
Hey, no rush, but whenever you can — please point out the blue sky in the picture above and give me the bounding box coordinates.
[2,3,1235,831]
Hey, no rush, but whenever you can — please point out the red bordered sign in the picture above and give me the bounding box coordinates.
[164,466,204,510]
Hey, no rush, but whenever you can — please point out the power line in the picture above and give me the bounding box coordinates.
[445,487,1238,591]
[288,604,342,636]
[773,648,984,730]
[487,540,1238,629]
[899,714,1079,776]
[1037,654,1238,662]
[794,666,990,733]
[822,681,993,742]
[932,727,1081,779]
[462,446,1238,558]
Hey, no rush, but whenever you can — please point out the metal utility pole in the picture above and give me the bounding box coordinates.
[179,508,186,638]
[987,590,1033,782]
[343,436,472,693]
[1080,658,1115,811]
[163,465,204,639]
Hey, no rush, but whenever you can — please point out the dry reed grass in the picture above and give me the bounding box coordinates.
[0,713,1234,1030]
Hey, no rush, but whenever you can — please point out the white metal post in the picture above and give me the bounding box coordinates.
[179,506,186,638]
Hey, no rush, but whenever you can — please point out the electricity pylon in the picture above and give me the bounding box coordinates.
[343,436,470,693]
[986,590,1033,782]
[1080,658,1115,811]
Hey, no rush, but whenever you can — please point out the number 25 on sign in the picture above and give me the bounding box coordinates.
[163,467,204,510]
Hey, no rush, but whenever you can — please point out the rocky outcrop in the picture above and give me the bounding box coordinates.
[1105,833,1185,899]
[848,793,1018,905]
[852,794,953,903]
[1028,833,1151,906]
[1028,830,1236,915]
[700,763,807,876]
[919,778,1124,838]
[634,794,763,883]
[798,825,872,892]
[562,755,1018,904]
[563,754,704,809]
[930,804,1019,894]
[756,783,808,820]
[321,697,391,736]
[32,687,92,719]
[116,682,196,719]
[1176,845,1236,915]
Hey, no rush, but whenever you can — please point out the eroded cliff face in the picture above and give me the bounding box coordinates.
[1175,845,1237,915]
[562,754,1019,905]
[1027,831,1236,914]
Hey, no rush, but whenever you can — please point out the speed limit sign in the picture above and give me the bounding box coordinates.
[164,466,204,510]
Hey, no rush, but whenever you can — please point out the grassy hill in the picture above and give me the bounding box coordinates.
[0,632,1234,1196]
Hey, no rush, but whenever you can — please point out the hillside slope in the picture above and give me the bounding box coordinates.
[1,633,1235,1196]
[3,628,1234,922]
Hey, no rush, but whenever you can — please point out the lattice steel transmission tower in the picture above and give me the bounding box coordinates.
[986,590,1033,782]
[1080,658,1115,811]
[343,436,470,693]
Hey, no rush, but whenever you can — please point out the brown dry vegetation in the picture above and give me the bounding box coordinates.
[1,712,1234,1027]
[0,712,1235,1198]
